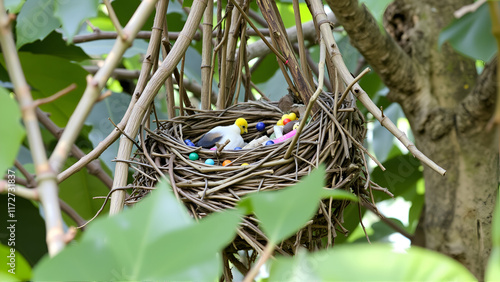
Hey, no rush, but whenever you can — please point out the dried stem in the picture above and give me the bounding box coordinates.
[201,0,213,110]
[308,0,446,175]
[292,0,313,85]
[110,0,209,214]
[243,241,275,282]
[33,83,76,108]
[0,3,65,255]
[285,38,326,159]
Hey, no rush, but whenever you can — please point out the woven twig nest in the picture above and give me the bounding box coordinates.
[128,93,374,254]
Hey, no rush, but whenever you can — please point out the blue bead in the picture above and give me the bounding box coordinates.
[205,159,215,165]
[265,140,274,145]
[187,141,195,146]
[234,147,242,150]
[184,139,192,145]
[256,122,266,132]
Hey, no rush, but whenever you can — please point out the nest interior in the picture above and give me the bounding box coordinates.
[128,93,375,255]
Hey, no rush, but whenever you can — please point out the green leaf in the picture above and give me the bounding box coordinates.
[493,192,500,247]
[58,157,111,223]
[371,154,423,202]
[320,189,358,201]
[112,0,155,31]
[19,31,89,61]
[239,166,326,244]
[0,88,25,180]
[5,0,25,13]
[33,180,242,281]
[0,194,48,267]
[486,247,500,281]
[0,243,32,281]
[54,0,99,43]
[439,3,496,61]
[0,52,88,127]
[251,54,280,84]
[15,0,60,49]
[270,244,476,281]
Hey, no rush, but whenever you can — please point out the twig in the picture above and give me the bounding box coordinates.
[14,160,35,187]
[0,181,38,200]
[292,0,312,85]
[217,5,232,110]
[284,38,326,159]
[243,241,275,282]
[103,0,126,40]
[32,83,77,108]
[336,67,370,109]
[201,0,213,110]
[0,2,65,256]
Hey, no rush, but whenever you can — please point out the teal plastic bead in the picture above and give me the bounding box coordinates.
[189,152,199,160]
[205,158,215,165]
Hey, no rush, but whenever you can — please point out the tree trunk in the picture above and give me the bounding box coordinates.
[326,0,499,279]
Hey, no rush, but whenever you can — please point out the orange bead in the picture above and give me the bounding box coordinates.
[222,160,231,166]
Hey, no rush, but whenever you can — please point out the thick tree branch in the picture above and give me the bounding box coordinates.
[456,59,497,133]
[324,0,419,97]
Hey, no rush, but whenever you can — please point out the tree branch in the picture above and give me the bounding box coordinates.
[324,0,419,98]
[456,58,498,133]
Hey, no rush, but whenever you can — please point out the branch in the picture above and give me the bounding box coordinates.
[48,0,159,173]
[456,58,497,133]
[71,30,195,43]
[308,0,445,176]
[110,0,209,214]
[0,3,65,256]
[324,0,419,98]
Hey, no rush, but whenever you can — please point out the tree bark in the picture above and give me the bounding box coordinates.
[326,0,499,279]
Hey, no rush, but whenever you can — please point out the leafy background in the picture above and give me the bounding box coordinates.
[0,0,498,280]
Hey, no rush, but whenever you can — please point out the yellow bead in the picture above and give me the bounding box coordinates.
[288,113,297,120]
[277,119,284,126]
[282,114,290,120]
[241,163,249,166]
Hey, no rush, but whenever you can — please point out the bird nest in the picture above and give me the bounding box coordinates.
[127,93,378,255]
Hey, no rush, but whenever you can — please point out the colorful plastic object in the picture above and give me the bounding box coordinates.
[256,122,266,131]
[189,152,199,160]
[205,158,215,165]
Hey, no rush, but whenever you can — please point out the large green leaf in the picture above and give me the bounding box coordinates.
[33,180,242,281]
[239,166,326,244]
[0,88,25,180]
[54,0,100,43]
[0,243,31,281]
[15,0,60,48]
[269,244,476,281]
[0,52,88,127]
[58,157,111,223]
[439,3,496,62]
[371,154,423,202]
[19,31,89,61]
